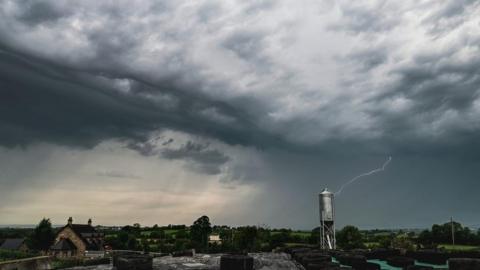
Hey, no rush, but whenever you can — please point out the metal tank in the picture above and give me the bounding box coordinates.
[319,189,334,221]
[319,188,335,250]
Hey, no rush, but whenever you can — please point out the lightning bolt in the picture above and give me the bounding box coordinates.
[335,156,392,196]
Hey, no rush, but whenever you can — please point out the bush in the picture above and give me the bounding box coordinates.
[336,225,365,250]
[392,234,415,251]
[51,258,83,269]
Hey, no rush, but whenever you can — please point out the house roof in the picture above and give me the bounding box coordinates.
[69,224,97,234]
[0,238,25,250]
[50,238,77,251]
[56,224,104,251]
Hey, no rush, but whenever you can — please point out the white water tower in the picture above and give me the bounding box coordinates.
[319,188,336,250]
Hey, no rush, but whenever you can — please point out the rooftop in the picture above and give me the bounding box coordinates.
[0,238,25,250]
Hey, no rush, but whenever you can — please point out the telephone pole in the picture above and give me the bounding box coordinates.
[451,217,455,246]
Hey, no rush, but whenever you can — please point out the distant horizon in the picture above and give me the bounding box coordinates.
[2,214,478,231]
[1,223,465,231]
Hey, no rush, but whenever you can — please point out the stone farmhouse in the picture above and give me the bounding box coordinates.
[50,217,104,258]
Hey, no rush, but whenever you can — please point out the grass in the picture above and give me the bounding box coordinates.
[371,232,393,237]
[140,229,181,237]
[356,243,480,251]
[284,242,316,248]
[164,229,180,235]
[438,244,480,251]
[364,242,381,248]
[291,231,311,238]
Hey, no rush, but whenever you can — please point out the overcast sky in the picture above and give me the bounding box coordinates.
[1,0,480,230]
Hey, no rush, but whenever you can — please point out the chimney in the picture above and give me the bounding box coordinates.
[88,218,92,226]
[68,217,73,225]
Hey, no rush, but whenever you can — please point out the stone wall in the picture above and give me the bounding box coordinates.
[0,256,51,270]
[55,227,87,256]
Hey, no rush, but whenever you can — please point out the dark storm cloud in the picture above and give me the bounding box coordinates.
[422,0,479,34]
[222,30,273,73]
[0,0,291,173]
[0,49,156,148]
[0,46,281,152]
[126,141,159,157]
[161,141,230,175]
[368,44,480,153]
[1,0,479,160]
[162,138,174,146]
[15,0,69,26]
[394,60,480,112]
[344,46,388,72]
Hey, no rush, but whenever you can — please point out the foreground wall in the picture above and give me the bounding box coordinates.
[0,256,51,270]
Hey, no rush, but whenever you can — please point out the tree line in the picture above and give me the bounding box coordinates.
[104,216,313,253]
[335,221,480,251]
[5,217,479,255]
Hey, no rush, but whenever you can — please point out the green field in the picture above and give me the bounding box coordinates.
[290,231,311,238]
[364,242,380,248]
[164,229,180,235]
[270,231,310,238]
[438,244,480,251]
[140,229,182,237]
